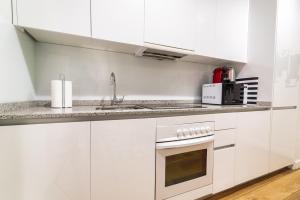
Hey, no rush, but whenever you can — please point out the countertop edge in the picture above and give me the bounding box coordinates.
[0,106,271,126]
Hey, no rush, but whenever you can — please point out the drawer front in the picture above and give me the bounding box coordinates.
[214,113,237,130]
[214,129,236,148]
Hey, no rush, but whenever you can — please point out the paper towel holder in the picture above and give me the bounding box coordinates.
[59,74,66,108]
[51,74,72,108]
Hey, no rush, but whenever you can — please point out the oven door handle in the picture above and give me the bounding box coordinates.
[156,136,214,150]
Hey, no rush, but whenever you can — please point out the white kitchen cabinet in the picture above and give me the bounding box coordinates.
[144,0,197,51]
[235,111,271,185]
[242,0,300,105]
[213,146,236,194]
[272,0,300,107]
[214,113,237,130]
[195,0,217,57]
[15,0,90,37]
[91,0,144,46]
[0,122,90,200]
[214,129,236,148]
[213,129,236,194]
[194,0,249,62]
[91,119,156,200]
[215,0,249,62]
[270,109,298,172]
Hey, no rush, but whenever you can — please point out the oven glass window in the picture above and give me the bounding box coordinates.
[165,149,207,187]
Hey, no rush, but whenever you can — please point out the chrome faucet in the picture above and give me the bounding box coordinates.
[110,72,124,105]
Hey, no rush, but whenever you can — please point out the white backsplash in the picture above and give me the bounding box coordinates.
[34,43,214,101]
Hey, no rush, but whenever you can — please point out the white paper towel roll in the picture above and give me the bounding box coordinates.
[64,81,72,108]
[51,80,63,108]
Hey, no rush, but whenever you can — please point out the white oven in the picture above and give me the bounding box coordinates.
[156,122,214,200]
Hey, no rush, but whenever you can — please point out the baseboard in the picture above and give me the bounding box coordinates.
[292,160,300,170]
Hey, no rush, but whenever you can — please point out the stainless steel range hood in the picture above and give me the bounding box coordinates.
[135,43,193,61]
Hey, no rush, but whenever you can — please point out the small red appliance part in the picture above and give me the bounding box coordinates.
[213,67,224,83]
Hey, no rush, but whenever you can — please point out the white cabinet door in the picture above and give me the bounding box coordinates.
[145,0,197,50]
[213,147,235,194]
[16,0,90,37]
[0,122,90,200]
[91,119,156,200]
[235,111,271,185]
[215,0,249,62]
[91,0,144,45]
[270,109,298,172]
[195,0,217,57]
[272,0,300,107]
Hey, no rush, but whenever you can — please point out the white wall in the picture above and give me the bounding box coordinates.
[34,43,214,101]
[237,0,277,102]
[0,0,36,103]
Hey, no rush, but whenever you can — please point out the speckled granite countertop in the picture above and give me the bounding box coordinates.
[0,100,271,125]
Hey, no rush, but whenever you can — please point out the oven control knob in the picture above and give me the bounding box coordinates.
[200,127,206,134]
[182,129,190,137]
[195,127,201,136]
[206,127,212,133]
[176,129,183,138]
[189,128,196,137]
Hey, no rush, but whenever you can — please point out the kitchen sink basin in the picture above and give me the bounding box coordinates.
[95,105,147,111]
[95,104,206,111]
[143,104,206,110]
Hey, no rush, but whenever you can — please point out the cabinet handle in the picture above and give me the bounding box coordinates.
[156,136,214,150]
[214,144,235,151]
[272,106,297,110]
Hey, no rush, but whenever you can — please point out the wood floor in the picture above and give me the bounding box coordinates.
[206,168,300,200]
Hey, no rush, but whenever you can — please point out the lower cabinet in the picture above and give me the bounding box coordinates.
[235,111,271,185]
[0,110,284,199]
[213,129,236,194]
[213,146,236,193]
[270,109,298,172]
[91,119,156,200]
[0,122,90,200]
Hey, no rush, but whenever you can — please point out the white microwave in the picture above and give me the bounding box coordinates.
[202,83,243,105]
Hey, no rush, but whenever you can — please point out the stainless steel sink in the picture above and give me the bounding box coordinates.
[95,104,206,111]
[143,104,206,110]
[95,105,147,111]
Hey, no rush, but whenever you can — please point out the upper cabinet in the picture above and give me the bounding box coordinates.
[195,0,217,57]
[15,0,91,37]
[144,0,197,51]
[13,0,250,63]
[91,0,144,46]
[215,0,249,62]
[194,0,249,62]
